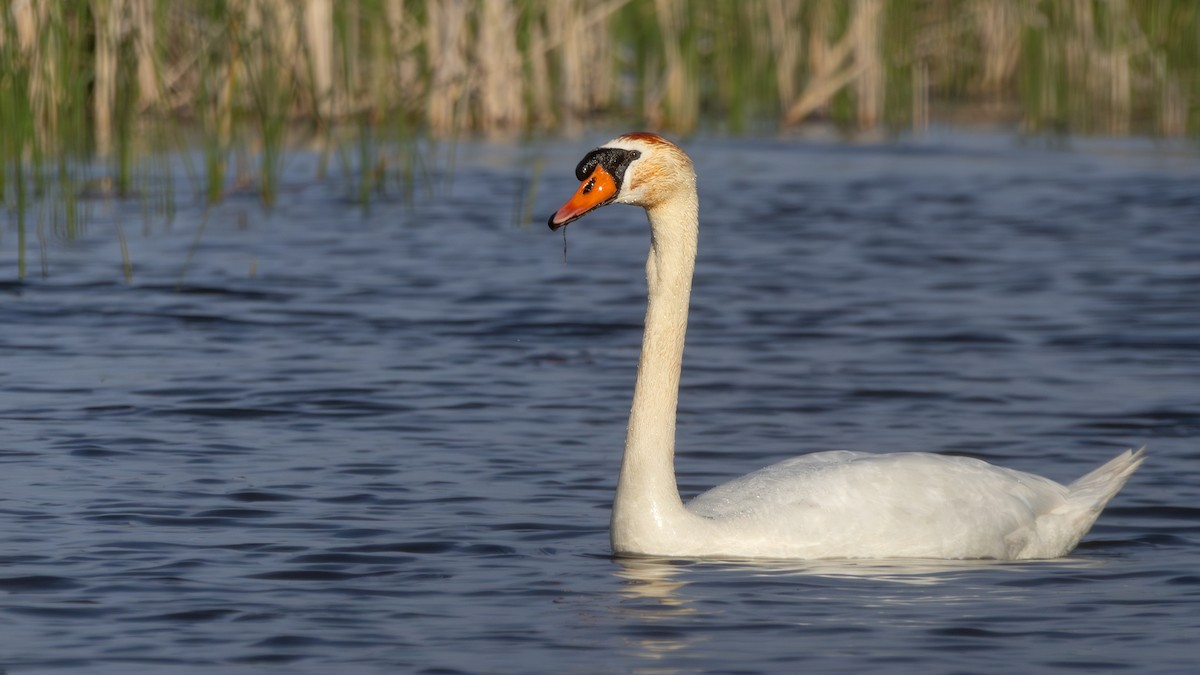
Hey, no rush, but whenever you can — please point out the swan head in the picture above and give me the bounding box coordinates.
[548,132,694,231]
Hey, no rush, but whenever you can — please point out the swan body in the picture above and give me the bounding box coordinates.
[548,132,1144,560]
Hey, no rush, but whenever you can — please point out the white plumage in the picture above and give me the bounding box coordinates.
[686,449,1144,559]
[548,132,1144,560]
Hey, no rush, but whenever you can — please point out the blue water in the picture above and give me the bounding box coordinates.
[1,132,1198,673]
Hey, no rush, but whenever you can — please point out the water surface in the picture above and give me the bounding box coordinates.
[1,132,1198,673]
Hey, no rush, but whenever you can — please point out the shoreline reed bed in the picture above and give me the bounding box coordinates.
[2,2,1193,145]
[1,1,1197,278]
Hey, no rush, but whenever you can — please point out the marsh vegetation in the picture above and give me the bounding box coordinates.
[2,1,1197,276]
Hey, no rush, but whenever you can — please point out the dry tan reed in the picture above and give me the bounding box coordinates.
[1,0,1196,157]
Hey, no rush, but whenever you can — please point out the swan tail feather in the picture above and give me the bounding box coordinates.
[1058,447,1145,530]
[1066,446,1146,509]
[1022,448,1145,559]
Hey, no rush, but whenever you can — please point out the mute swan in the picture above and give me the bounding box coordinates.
[547,132,1144,560]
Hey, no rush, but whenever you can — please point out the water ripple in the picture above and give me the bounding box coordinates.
[0,135,1195,673]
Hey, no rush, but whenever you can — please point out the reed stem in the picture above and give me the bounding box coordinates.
[0,0,1196,278]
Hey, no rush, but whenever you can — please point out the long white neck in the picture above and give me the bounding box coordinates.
[611,188,700,553]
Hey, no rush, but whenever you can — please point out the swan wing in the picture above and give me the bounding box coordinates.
[686,451,1071,558]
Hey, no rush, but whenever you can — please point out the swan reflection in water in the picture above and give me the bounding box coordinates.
[614,554,1105,592]
[609,554,1107,667]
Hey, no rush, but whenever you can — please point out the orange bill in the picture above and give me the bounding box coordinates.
[548,164,619,230]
